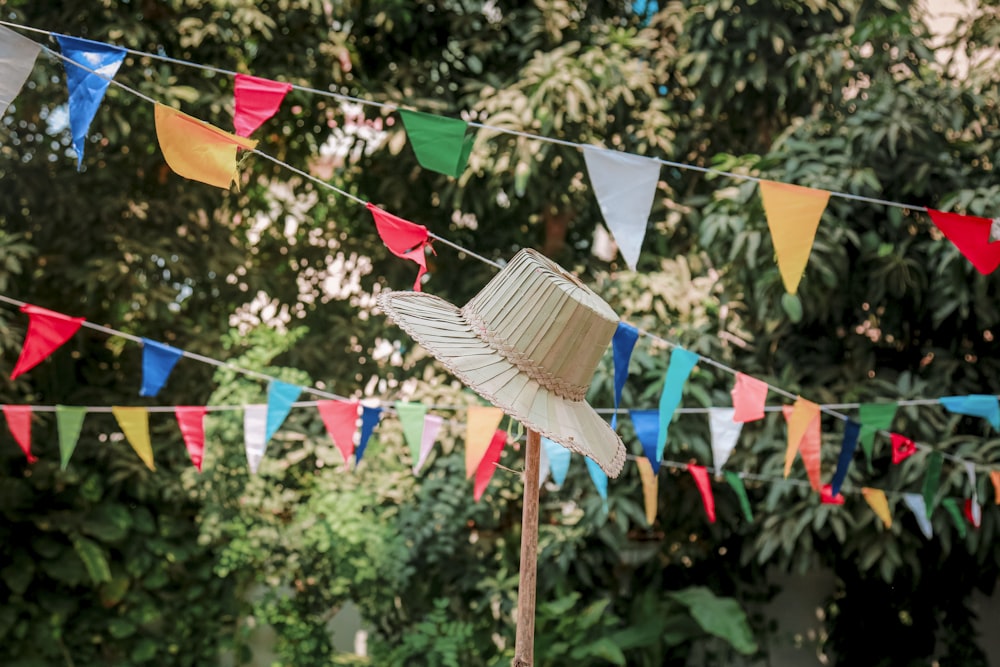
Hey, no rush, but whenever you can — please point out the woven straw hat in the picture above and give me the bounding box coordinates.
[378,248,626,477]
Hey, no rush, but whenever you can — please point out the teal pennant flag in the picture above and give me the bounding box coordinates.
[265,380,301,442]
[656,347,699,465]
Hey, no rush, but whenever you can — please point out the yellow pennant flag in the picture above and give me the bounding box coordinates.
[636,457,659,525]
[112,407,155,471]
[990,470,1000,504]
[862,487,892,529]
[783,398,820,479]
[758,180,831,295]
[154,103,258,190]
[466,406,504,478]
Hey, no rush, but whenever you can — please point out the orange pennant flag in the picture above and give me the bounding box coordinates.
[862,487,892,528]
[782,398,821,480]
[112,406,155,471]
[154,103,258,190]
[466,406,503,478]
[991,470,1000,505]
[635,457,658,525]
[758,180,831,295]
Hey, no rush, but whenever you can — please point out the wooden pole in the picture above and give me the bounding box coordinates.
[512,428,541,667]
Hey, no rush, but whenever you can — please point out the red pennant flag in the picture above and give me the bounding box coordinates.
[820,484,845,505]
[688,464,716,523]
[317,399,360,465]
[367,203,431,291]
[891,433,916,464]
[234,73,292,137]
[2,405,36,463]
[963,499,982,529]
[474,429,507,502]
[10,305,85,379]
[175,406,207,472]
[926,209,1000,275]
[731,372,768,422]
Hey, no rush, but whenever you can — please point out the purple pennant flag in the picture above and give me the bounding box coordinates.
[356,405,383,465]
[940,395,1000,430]
[139,338,183,397]
[265,380,301,442]
[630,409,660,474]
[656,347,699,464]
[611,322,639,430]
[830,420,860,496]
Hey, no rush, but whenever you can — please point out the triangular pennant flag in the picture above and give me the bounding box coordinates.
[154,103,258,189]
[963,499,982,529]
[415,414,444,475]
[394,401,428,471]
[782,399,820,480]
[3,405,36,463]
[724,471,754,523]
[585,456,609,511]
[991,470,1000,505]
[356,404,383,465]
[758,180,831,294]
[656,347,699,465]
[367,203,431,291]
[630,409,660,475]
[611,322,640,430]
[538,439,551,485]
[0,24,41,118]
[541,436,571,486]
[861,487,892,528]
[582,146,660,270]
[731,373,767,422]
[926,209,1000,275]
[10,304,85,380]
[820,484,845,505]
[858,403,897,462]
[799,407,823,492]
[964,461,982,527]
[636,457,658,525]
[903,493,933,539]
[891,433,916,464]
[317,399,360,465]
[265,380,301,443]
[243,404,268,474]
[466,406,504,478]
[688,464,716,523]
[398,109,476,178]
[175,406,207,472]
[941,498,967,539]
[830,420,860,496]
[940,395,1000,430]
[55,405,86,471]
[922,451,943,517]
[473,429,507,502]
[139,338,183,397]
[708,408,742,468]
[55,35,126,169]
[112,407,154,471]
[233,73,292,137]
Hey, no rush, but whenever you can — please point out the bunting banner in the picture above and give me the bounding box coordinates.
[465,405,504,478]
[317,399,360,464]
[926,209,1000,275]
[939,394,1000,430]
[473,429,507,502]
[708,407,742,469]
[611,322,639,430]
[731,372,767,422]
[233,73,292,137]
[112,406,154,471]
[394,401,428,471]
[757,180,831,294]
[891,433,916,464]
[55,35,126,169]
[941,498,967,539]
[861,487,892,528]
[356,405,383,465]
[154,103,258,189]
[724,471,754,523]
[265,380,301,443]
[398,109,476,178]
[903,493,933,539]
[630,409,660,474]
[541,436,571,487]
[139,338,183,397]
[782,398,821,481]
[922,451,943,517]
[636,457,658,525]
[243,404,268,474]
[585,456,609,511]
[10,304,85,380]
[415,414,444,475]
[0,24,40,118]
[175,406,207,472]
[655,347,698,469]
[830,420,860,496]
[688,464,716,523]
[2,404,35,463]
[582,146,660,271]
[56,405,86,471]
[367,203,431,291]
[859,402,898,462]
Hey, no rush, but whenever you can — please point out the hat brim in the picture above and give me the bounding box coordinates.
[379,290,626,478]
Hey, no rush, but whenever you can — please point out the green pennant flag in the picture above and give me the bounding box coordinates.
[56,405,86,470]
[922,451,944,517]
[724,471,754,523]
[858,402,898,463]
[941,498,967,539]
[394,401,428,467]
[398,109,476,178]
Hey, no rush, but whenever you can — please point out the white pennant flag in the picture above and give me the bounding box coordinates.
[964,461,982,527]
[244,404,268,474]
[709,407,743,469]
[902,493,933,539]
[414,414,444,474]
[537,438,551,486]
[0,25,40,118]
[582,146,660,271]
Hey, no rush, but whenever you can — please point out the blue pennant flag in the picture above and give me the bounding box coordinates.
[265,380,301,442]
[611,322,639,430]
[55,35,126,169]
[940,395,1000,430]
[630,409,660,474]
[656,347,699,463]
[585,456,609,511]
[139,338,183,397]
[541,437,571,486]
[356,405,383,465]
[830,420,860,496]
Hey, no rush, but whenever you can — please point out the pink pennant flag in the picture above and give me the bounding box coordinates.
[10,305,85,380]
[474,429,507,502]
[3,405,36,463]
[926,209,1000,275]
[317,399,360,465]
[367,203,431,291]
[175,406,207,471]
[415,414,444,474]
[782,399,821,481]
[820,484,845,505]
[688,464,716,523]
[234,73,292,137]
[731,373,767,422]
[466,406,504,478]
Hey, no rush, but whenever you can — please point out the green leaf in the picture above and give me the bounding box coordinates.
[72,536,112,585]
[667,587,758,655]
[781,292,803,322]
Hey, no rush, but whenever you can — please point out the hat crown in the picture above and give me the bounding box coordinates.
[462,249,619,401]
